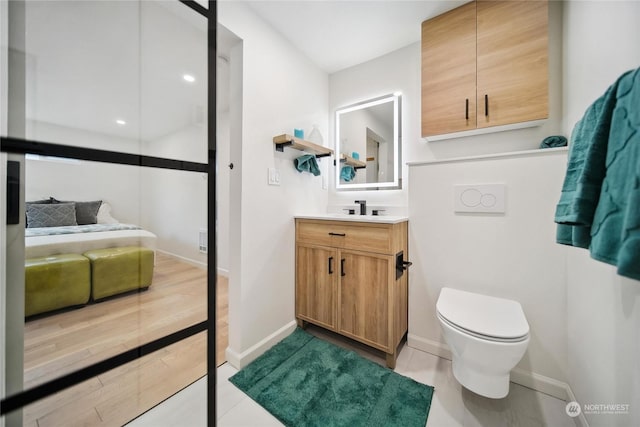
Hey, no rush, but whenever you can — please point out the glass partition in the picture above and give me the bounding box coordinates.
[1,1,213,424]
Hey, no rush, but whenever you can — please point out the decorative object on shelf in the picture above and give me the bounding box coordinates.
[340,165,356,182]
[352,151,360,160]
[294,128,304,139]
[273,134,333,158]
[294,154,321,176]
[307,124,323,145]
[539,135,567,149]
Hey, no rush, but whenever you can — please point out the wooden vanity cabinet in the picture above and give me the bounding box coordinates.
[421,0,548,137]
[295,218,408,368]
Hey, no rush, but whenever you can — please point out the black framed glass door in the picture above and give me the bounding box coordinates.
[0,0,217,425]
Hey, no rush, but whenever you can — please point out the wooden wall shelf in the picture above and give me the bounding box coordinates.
[273,134,333,158]
[339,153,366,169]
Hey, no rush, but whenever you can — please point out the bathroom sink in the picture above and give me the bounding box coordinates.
[294,213,408,224]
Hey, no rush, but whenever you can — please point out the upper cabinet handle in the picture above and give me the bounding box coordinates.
[465,98,469,120]
[328,232,346,237]
[484,94,489,117]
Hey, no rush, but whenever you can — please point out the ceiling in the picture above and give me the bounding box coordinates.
[245,0,467,74]
[23,1,207,143]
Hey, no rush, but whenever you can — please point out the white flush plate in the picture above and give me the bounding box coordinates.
[454,184,505,213]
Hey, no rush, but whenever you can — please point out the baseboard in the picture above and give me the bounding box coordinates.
[407,333,452,360]
[217,267,229,277]
[225,321,298,369]
[156,249,207,270]
[510,367,569,401]
[565,384,590,427]
[407,334,572,402]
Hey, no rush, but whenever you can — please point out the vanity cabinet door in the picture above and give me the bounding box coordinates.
[476,0,548,128]
[296,245,337,330]
[421,1,477,137]
[338,250,390,351]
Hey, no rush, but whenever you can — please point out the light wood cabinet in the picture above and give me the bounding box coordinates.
[421,0,548,137]
[295,218,408,368]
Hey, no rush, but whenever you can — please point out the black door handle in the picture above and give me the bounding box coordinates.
[484,94,489,117]
[465,98,469,120]
[7,161,20,225]
[341,259,346,277]
[328,232,346,237]
[328,256,334,274]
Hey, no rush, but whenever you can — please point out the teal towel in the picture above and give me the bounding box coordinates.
[340,165,356,182]
[539,135,568,148]
[554,67,640,280]
[294,154,320,176]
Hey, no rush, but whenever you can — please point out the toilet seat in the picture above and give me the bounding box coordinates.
[437,311,528,343]
[436,287,529,341]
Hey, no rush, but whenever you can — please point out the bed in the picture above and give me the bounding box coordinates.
[26,223,157,258]
[24,199,158,317]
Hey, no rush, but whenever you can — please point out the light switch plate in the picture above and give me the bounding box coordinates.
[268,168,280,186]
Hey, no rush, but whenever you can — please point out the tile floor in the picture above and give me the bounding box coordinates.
[128,326,577,427]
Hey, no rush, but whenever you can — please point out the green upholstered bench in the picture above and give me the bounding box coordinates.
[25,254,91,317]
[84,246,154,301]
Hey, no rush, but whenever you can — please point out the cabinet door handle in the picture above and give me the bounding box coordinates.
[465,98,469,120]
[328,232,346,237]
[484,94,489,117]
[340,258,346,277]
[328,256,334,274]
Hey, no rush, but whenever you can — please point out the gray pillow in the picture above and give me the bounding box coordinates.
[26,203,77,228]
[52,199,102,225]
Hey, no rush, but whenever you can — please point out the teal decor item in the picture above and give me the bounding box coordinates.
[352,151,360,160]
[340,165,356,182]
[554,67,640,280]
[294,128,304,139]
[294,154,320,176]
[539,135,567,148]
[230,328,434,427]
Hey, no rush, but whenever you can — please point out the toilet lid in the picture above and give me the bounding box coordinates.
[436,287,529,339]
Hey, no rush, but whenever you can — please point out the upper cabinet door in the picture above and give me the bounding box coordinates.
[421,1,477,137]
[476,0,549,128]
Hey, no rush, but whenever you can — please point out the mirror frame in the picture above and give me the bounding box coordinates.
[335,93,402,191]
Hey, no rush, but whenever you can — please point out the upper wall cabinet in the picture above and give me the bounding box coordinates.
[421,0,548,138]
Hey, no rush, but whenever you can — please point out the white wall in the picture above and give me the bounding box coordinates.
[563,2,640,426]
[328,1,563,215]
[219,2,329,364]
[140,125,208,266]
[217,110,230,275]
[25,121,143,225]
[408,149,570,397]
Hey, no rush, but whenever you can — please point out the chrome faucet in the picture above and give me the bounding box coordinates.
[354,200,367,215]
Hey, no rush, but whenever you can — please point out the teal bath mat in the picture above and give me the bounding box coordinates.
[229,328,434,427]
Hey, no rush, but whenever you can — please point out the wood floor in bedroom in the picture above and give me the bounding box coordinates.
[22,251,227,427]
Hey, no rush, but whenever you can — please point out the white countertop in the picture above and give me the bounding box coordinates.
[295,213,408,224]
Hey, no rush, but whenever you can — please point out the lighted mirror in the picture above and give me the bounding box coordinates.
[335,93,402,191]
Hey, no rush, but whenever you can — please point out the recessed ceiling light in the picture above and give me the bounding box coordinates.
[183,74,196,83]
[116,119,126,126]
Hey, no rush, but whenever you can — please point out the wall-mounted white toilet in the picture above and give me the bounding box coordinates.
[436,287,530,399]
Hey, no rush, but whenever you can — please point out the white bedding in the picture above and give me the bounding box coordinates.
[26,228,157,258]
